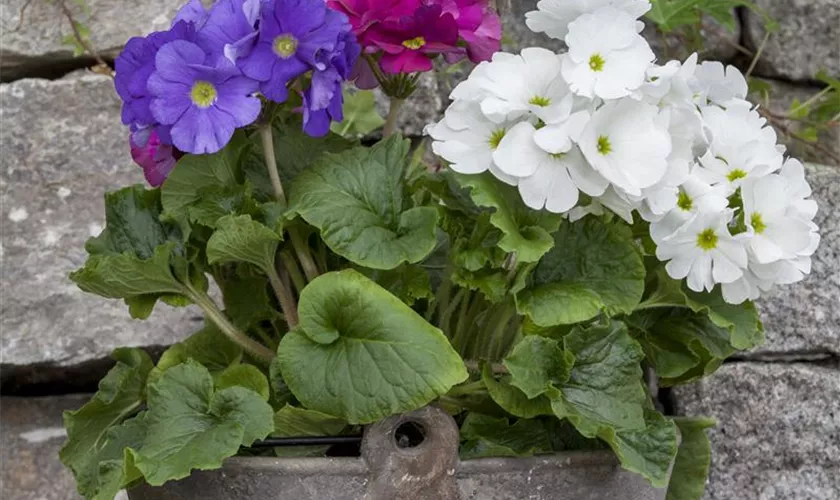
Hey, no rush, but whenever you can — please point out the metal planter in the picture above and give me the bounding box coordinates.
[128,407,669,500]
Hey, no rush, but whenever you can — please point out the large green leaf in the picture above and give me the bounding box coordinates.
[206,215,281,273]
[598,411,679,488]
[272,405,347,457]
[148,324,243,388]
[549,321,647,432]
[288,136,439,270]
[667,417,715,500]
[76,414,147,500]
[515,217,645,326]
[60,349,153,499]
[276,270,468,424]
[481,364,553,419]
[360,264,433,306]
[454,172,562,263]
[215,364,271,401]
[130,361,274,485]
[331,89,385,138]
[460,413,553,459]
[645,0,701,31]
[504,336,574,399]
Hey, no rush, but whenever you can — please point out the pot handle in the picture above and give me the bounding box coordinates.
[361,406,462,500]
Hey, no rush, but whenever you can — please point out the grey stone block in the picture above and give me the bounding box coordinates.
[0,73,202,370]
[744,0,840,82]
[673,362,840,500]
[753,164,840,356]
[1,0,185,79]
[1,395,87,500]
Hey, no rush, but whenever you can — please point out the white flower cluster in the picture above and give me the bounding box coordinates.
[426,0,820,305]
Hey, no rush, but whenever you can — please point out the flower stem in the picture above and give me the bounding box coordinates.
[288,229,320,282]
[383,98,405,138]
[266,266,299,329]
[280,250,306,295]
[186,286,275,363]
[259,123,286,205]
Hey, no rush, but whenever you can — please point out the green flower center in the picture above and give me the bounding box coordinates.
[589,53,605,72]
[696,228,718,251]
[550,152,566,160]
[402,36,426,50]
[727,169,747,182]
[677,190,693,211]
[529,96,552,107]
[596,135,612,155]
[751,212,767,234]
[273,34,298,58]
[190,81,217,108]
[488,128,506,150]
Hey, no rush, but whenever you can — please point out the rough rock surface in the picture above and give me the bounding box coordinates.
[673,362,840,500]
[374,72,442,137]
[1,395,87,500]
[744,0,840,82]
[1,0,185,79]
[0,73,203,370]
[752,164,840,356]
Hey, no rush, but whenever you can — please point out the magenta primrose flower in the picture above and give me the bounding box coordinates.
[129,128,179,187]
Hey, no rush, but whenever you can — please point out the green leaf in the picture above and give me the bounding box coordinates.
[460,413,553,459]
[272,405,347,457]
[360,264,433,306]
[276,270,468,424]
[550,321,647,433]
[130,361,274,485]
[288,136,439,270]
[206,215,281,272]
[452,267,508,303]
[645,0,701,32]
[148,324,243,388]
[215,364,271,401]
[219,274,278,329]
[76,414,148,500]
[481,364,553,419]
[697,0,752,32]
[330,89,385,138]
[454,172,562,263]
[515,217,645,327]
[598,411,679,488]
[666,417,715,500]
[683,287,764,350]
[161,133,249,218]
[504,337,574,399]
[187,184,260,228]
[60,349,153,499]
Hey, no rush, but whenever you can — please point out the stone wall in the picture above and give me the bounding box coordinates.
[1,1,838,499]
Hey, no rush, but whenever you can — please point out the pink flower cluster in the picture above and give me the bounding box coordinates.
[327,0,501,75]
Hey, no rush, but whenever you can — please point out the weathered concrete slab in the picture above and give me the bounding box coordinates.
[743,0,840,82]
[753,164,840,356]
[1,395,87,500]
[0,73,203,370]
[1,0,184,80]
[673,362,840,500]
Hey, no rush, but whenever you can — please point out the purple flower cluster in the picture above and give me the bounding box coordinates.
[115,0,359,176]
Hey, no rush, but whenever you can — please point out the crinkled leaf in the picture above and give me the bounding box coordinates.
[460,413,553,459]
[481,364,553,419]
[330,89,385,138]
[60,349,153,498]
[515,217,645,326]
[215,364,270,401]
[276,270,467,424]
[645,0,701,32]
[683,288,763,350]
[288,136,438,270]
[360,265,433,306]
[187,184,260,228]
[452,267,507,303]
[219,274,278,329]
[76,414,147,500]
[453,172,562,263]
[148,324,242,388]
[550,321,647,432]
[598,411,679,488]
[161,132,249,217]
[272,405,347,457]
[504,336,574,399]
[269,356,294,407]
[130,361,273,485]
[666,417,715,500]
[206,215,280,276]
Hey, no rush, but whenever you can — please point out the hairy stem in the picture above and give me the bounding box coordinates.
[288,229,320,282]
[186,286,275,362]
[383,98,405,138]
[260,123,287,205]
[266,266,299,329]
[279,250,306,295]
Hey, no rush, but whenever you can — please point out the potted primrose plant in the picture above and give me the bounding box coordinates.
[59,0,821,499]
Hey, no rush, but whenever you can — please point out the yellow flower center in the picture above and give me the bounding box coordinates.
[273,34,298,58]
[529,96,552,107]
[751,212,767,234]
[596,136,612,155]
[677,190,693,211]
[402,36,426,50]
[696,228,718,251]
[727,169,747,182]
[190,81,217,108]
[488,128,506,149]
[589,53,605,72]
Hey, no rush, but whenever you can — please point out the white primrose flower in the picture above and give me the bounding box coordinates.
[562,7,655,99]
[650,173,729,243]
[656,209,748,293]
[778,157,818,219]
[690,60,748,106]
[578,99,671,197]
[526,0,651,40]
[639,54,698,109]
